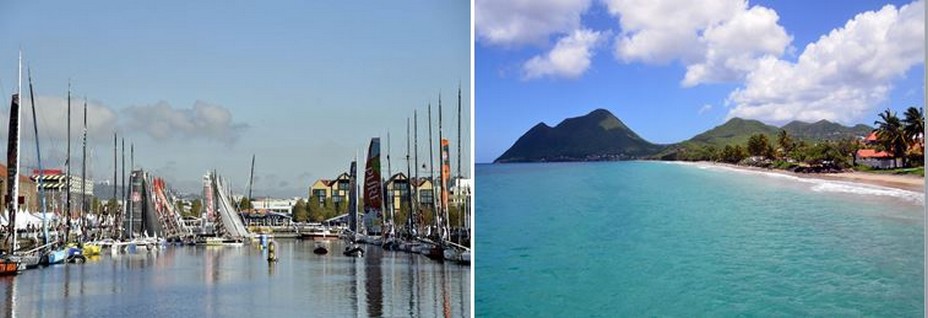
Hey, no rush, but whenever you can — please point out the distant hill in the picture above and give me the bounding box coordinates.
[494,109,664,163]
[656,118,873,160]
[686,118,780,148]
[496,109,874,163]
[782,120,872,141]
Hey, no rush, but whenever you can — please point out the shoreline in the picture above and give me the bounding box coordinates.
[683,161,924,193]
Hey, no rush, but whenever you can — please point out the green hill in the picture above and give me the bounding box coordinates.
[782,120,872,141]
[494,109,664,163]
[686,118,780,147]
[653,118,779,159]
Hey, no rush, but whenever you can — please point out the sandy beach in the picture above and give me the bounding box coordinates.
[689,161,925,193]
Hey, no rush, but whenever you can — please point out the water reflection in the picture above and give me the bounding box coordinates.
[2,276,14,318]
[365,247,383,317]
[0,240,469,317]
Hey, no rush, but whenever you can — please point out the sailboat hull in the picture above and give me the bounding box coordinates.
[47,249,67,265]
[0,258,23,275]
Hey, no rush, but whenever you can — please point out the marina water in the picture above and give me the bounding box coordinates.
[0,240,470,317]
[476,161,923,316]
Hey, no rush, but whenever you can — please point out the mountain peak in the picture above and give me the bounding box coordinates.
[495,108,661,163]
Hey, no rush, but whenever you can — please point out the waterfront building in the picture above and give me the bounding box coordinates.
[0,164,38,212]
[385,172,410,215]
[413,177,434,208]
[451,177,472,207]
[240,211,291,227]
[250,197,299,214]
[308,173,351,205]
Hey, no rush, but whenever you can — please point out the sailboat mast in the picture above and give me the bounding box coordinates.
[113,131,117,233]
[413,109,419,233]
[120,137,125,239]
[81,97,87,240]
[438,93,446,235]
[427,102,435,234]
[9,52,22,252]
[386,130,392,229]
[457,84,462,181]
[27,68,50,244]
[247,154,255,202]
[457,84,463,234]
[405,117,412,234]
[66,82,71,241]
[129,143,133,238]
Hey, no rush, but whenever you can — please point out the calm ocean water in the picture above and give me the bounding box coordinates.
[0,239,470,317]
[476,161,924,316]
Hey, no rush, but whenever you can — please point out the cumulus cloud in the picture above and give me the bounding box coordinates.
[476,0,593,46]
[604,0,791,86]
[122,100,248,145]
[2,95,118,143]
[727,0,925,124]
[523,29,603,79]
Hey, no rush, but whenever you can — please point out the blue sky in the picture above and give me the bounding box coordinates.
[0,1,470,196]
[476,0,924,163]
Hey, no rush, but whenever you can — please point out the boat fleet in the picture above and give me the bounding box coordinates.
[0,54,471,277]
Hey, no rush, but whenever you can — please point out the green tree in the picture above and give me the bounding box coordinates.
[875,109,907,168]
[91,197,104,215]
[776,129,794,159]
[903,106,924,162]
[189,199,203,218]
[238,197,253,210]
[704,145,718,162]
[175,200,186,217]
[307,195,340,223]
[292,199,309,222]
[747,133,773,158]
[720,144,747,163]
[105,198,119,217]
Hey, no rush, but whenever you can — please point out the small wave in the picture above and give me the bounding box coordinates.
[678,162,924,204]
[810,182,923,203]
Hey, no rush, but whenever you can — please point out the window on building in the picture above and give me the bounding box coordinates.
[420,189,433,205]
[338,181,349,191]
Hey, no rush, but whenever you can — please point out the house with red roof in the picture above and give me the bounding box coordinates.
[855,131,901,169]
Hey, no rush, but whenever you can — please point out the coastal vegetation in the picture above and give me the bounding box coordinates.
[673,107,924,175]
[498,107,925,175]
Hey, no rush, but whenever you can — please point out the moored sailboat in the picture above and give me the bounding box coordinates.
[0,55,26,275]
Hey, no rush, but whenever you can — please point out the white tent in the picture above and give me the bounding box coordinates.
[0,210,51,230]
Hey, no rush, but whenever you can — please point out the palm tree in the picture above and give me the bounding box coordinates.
[874,109,907,168]
[902,106,924,157]
[776,129,793,160]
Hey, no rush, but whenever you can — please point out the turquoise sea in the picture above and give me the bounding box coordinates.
[476,161,924,316]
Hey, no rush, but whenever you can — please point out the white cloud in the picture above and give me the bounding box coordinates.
[8,95,118,143]
[476,0,593,46]
[698,104,713,115]
[523,29,603,79]
[122,100,249,145]
[604,0,791,86]
[727,0,925,124]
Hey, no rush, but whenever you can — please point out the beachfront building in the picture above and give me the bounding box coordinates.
[855,132,901,169]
